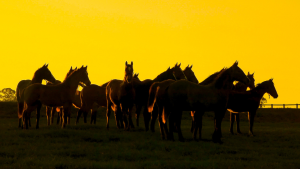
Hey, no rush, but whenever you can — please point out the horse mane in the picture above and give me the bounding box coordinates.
[63,67,81,82]
[199,68,225,85]
[254,80,271,90]
[153,67,173,81]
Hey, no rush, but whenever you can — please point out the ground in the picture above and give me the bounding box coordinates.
[0,102,300,168]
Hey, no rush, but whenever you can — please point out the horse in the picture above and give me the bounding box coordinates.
[106,61,135,130]
[147,64,199,138]
[74,74,142,125]
[16,64,56,128]
[21,66,91,129]
[75,83,107,125]
[162,61,249,143]
[227,79,278,136]
[134,63,187,131]
[45,67,83,126]
[190,72,255,133]
[229,72,255,134]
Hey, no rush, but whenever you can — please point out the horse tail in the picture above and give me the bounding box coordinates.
[161,85,171,124]
[17,101,24,119]
[147,82,160,113]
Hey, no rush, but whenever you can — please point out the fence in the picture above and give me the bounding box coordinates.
[259,104,299,109]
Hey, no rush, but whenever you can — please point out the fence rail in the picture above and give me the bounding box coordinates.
[259,104,299,109]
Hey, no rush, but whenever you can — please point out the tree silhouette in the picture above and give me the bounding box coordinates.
[260,97,267,108]
[0,88,17,102]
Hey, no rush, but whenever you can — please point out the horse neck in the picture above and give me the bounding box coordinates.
[153,71,173,82]
[251,85,269,99]
[63,73,81,95]
[213,70,233,90]
[234,82,248,92]
[199,72,220,85]
[31,75,43,84]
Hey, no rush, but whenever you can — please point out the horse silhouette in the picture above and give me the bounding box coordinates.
[16,64,56,128]
[162,61,249,143]
[21,66,91,129]
[227,79,278,136]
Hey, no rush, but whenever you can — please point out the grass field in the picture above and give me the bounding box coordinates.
[1,102,300,168]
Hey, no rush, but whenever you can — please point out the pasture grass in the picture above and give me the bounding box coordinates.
[0,104,300,168]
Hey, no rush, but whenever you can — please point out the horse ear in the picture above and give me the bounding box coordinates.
[252,72,255,76]
[70,66,73,71]
[126,61,128,66]
[248,72,250,75]
[178,63,181,67]
[190,64,193,69]
[46,64,48,67]
[131,61,133,66]
[168,66,170,70]
[137,73,139,76]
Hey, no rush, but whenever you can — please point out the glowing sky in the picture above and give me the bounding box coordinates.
[0,0,299,104]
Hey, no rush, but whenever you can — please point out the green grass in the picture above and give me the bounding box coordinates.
[1,103,300,168]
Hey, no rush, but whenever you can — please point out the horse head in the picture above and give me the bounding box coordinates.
[171,63,187,80]
[34,64,56,84]
[266,79,278,98]
[78,66,91,86]
[125,61,134,83]
[183,64,198,83]
[228,61,249,85]
[247,72,255,90]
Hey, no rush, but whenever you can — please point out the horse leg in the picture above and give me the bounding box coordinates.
[144,103,152,132]
[83,111,88,123]
[76,109,83,125]
[212,110,225,143]
[93,110,97,124]
[46,106,51,126]
[236,113,242,134]
[150,104,158,132]
[18,102,24,128]
[128,105,135,129]
[190,111,195,133]
[50,107,57,125]
[57,110,61,125]
[197,111,204,140]
[176,111,184,142]
[248,111,256,136]
[62,107,70,129]
[36,101,42,129]
[158,105,167,140]
[167,112,175,141]
[193,111,199,141]
[229,112,235,134]
[106,102,112,129]
[135,104,142,127]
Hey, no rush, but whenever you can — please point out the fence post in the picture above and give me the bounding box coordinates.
[283,104,285,108]
[271,104,273,108]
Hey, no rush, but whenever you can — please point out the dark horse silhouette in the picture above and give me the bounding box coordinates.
[134,63,187,131]
[46,67,83,126]
[190,72,255,134]
[106,61,135,130]
[147,64,199,138]
[161,62,249,143]
[227,79,278,136]
[16,64,56,128]
[229,72,255,134]
[75,73,140,125]
[21,66,91,129]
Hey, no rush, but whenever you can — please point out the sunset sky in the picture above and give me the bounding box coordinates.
[0,0,299,105]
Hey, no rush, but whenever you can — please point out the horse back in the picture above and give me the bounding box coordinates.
[168,80,223,111]
[227,91,261,112]
[16,80,31,101]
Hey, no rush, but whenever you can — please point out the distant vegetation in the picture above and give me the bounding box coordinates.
[0,88,17,102]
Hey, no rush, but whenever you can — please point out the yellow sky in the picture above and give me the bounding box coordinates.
[0,0,299,104]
